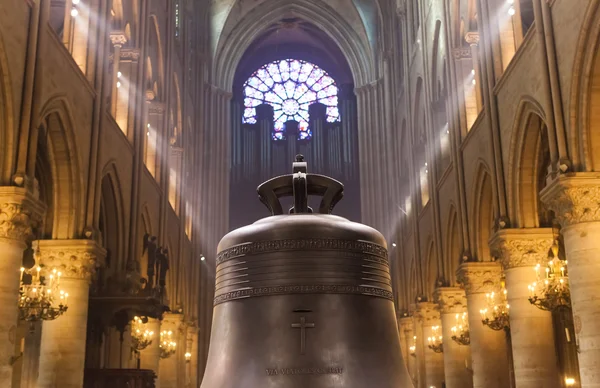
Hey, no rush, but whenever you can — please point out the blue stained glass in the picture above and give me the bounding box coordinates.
[242,59,341,139]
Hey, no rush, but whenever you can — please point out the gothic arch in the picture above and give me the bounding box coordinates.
[569,1,600,171]
[0,32,15,183]
[507,98,551,228]
[408,256,418,304]
[425,240,438,300]
[470,160,494,261]
[138,204,153,279]
[431,20,443,100]
[170,73,182,145]
[99,162,126,271]
[213,0,376,91]
[147,15,164,98]
[36,96,85,239]
[444,205,461,283]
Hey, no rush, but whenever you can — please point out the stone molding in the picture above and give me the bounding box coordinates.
[109,32,128,46]
[456,261,503,295]
[489,228,554,270]
[398,316,414,332]
[540,173,600,227]
[0,187,45,243]
[413,302,441,325]
[434,287,467,314]
[452,47,472,60]
[148,101,166,114]
[36,239,106,281]
[465,31,480,45]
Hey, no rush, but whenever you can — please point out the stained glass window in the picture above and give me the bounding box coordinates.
[242,59,340,140]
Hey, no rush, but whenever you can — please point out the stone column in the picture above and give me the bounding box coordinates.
[415,302,445,388]
[0,187,44,386]
[490,229,560,388]
[159,313,183,388]
[140,318,161,382]
[435,287,474,388]
[36,239,106,388]
[457,262,510,388]
[186,324,199,388]
[541,174,600,387]
[399,316,417,384]
[109,32,127,118]
[465,32,483,113]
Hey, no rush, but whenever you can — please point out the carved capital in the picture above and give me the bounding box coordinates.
[120,48,141,61]
[413,302,440,325]
[37,239,106,281]
[148,101,165,114]
[465,32,479,45]
[434,287,467,314]
[456,261,503,295]
[489,228,553,270]
[398,316,414,332]
[540,173,600,227]
[452,47,472,60]
[0,187,45,244]
[109,31,128,46]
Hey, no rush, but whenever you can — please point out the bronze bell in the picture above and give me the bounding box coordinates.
[201,155,414,388]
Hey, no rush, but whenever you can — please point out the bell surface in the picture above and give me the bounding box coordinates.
[201,156,414,388]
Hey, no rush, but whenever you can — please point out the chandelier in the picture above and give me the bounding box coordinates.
[18,266,68,330]
[159,330,177,359]
[480,281,510,332]
[451,312,470,346]
[427,326,443,353]
[131,316,154,351]
[409,335,417,357]
[528,240,570,311]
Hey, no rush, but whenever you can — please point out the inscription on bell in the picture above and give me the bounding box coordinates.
[265,367,344,376]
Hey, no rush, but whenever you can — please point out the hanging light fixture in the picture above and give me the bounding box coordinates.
[18,246,68,331]
[450,312,471,346]
[528,239,570,311]
[409,335,417,357]
[480,280,510,332]
[427,326,443,353]
[131,316,154,351]
[159,330,177,359]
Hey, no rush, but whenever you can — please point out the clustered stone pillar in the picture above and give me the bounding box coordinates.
[159,313,183,388]
[0,188,44,387]
[457,262,510,388]
[140,318,161,383]
[416,302,445,388]
[36,239,106,388]
[435,287,474,388]
[490,229,560,388]
[542,174,600,387]
[398,316,417,384]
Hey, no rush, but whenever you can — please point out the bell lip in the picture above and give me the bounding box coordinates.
[217,213,387,253]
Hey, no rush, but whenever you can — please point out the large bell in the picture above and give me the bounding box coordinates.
[201,155,414,388]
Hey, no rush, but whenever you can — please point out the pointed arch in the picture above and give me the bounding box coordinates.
[569,1,600,171]
[408,256,418,304]
[470,160,494,262]
[431,20,443,100]
[444,205,461,283]
[99,162,126,271]
[36,96,85,239]
[138,204,153,279]
[425,240,438,300]
[147,15,165,98]
[506,97,552,228]
[0,33,15,183]
[213,0,376,91]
